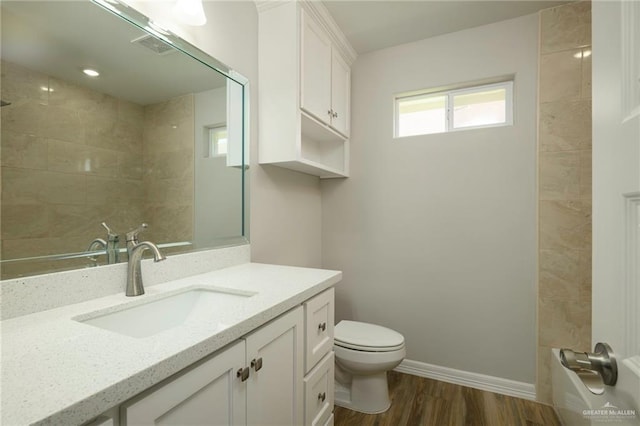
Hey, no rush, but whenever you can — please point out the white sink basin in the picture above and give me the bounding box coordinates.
[76,287,256,338]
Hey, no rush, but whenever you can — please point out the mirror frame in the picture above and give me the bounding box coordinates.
[1,0,250,278]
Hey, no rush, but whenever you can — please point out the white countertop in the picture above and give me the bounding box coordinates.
[0,262,341,426]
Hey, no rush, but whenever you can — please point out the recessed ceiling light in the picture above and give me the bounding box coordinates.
[573,50,591,59]
[83,69,100,77]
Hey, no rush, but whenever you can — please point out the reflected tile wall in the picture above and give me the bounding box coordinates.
[0,60,145,279]
[142,94,194,245]
[536,1,592,404]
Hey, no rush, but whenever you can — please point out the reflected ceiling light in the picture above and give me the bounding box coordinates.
[83,69,100,77]
[573,49,592,59]
[173,0,207,26]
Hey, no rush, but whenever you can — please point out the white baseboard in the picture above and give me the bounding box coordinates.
[394,359,536,401]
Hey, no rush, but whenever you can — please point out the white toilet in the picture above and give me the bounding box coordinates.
[333,320,406,414]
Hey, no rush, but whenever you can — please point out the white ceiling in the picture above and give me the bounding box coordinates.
[322,0,571,54]
[1,1,227,106]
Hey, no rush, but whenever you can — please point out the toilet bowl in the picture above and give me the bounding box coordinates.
[333,320,406,414]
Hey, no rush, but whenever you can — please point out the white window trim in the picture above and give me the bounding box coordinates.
[394,80,514,138]
[207,124,228,158]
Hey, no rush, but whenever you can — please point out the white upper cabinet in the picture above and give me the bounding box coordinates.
[300,10,350,137]
[301,10,332,125]
[330,51,350,136]
[258,1,356,178]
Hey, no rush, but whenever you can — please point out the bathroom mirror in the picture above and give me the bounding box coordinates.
[0,0,249,279]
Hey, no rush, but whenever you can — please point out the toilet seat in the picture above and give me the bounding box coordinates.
[334,320,405,352]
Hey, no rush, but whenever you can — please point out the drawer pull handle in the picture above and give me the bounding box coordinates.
[237,367,249,382]
[318,322,327,332]
[318,392,326,402]
[251,357,263,372]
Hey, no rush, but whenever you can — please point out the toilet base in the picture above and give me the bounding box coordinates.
[334,371,391,414]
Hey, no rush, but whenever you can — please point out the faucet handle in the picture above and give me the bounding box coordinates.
[101,222,119,242]
[126,223,148,243]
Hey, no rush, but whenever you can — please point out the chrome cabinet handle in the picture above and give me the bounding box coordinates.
[318,392,326,402]
[318,322,327,332]
[251,357,263,372]
[327,109,333,116]
[237,367,249,382]
[332,111,338,118]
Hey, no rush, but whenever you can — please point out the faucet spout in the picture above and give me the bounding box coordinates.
[126,241,166,297]
[86,238,107,252]
[559,342,618,395]
[86,238,108,264]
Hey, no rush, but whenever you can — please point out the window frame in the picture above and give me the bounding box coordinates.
[207,125,228,158]
[394,80,514,138]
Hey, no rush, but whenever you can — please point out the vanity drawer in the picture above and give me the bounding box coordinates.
[304,287,334,372]
[304,351,334,426]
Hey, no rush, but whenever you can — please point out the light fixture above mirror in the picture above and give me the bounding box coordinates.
[173,0,207,26]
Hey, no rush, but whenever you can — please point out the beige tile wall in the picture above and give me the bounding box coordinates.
[0,60,145,278]
[537,1,592,403]
[142,94,194,246]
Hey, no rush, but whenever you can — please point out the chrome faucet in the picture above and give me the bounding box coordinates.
[86,222,120,265]
[101,222,120,265]
[125,223,166,297]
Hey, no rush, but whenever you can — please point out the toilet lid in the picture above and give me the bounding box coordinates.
[334,320,405,351]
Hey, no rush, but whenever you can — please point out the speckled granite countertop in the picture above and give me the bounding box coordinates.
[0,263,341,426]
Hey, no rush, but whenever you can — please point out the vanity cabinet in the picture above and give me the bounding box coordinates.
[258,2,355,178]
[121,307,304,426]
[246,306,304,425]
[122,341,246,425]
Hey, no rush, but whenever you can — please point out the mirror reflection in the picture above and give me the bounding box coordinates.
[0,0,247,280]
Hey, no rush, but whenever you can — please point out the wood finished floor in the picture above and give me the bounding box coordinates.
[334,371,561,426]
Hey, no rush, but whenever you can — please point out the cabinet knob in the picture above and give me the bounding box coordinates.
[318,392,326,402]
[251,357,263,372]
[332,111,338,118]
[237,367,250,382]
[328,109,333,116]
[318,322,327,332]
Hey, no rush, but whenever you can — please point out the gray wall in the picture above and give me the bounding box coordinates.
[128,1,322,268]
[321,14,539,383]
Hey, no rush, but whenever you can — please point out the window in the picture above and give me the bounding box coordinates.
[208,126,228,157]
[394,80,513,138]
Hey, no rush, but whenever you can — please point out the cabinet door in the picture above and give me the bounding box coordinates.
[330,51,350,137]
[300,8,332,124]
[246,306,304,426]
[121,341,246,426]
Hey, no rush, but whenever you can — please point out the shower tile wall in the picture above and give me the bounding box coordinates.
[0,60,145,278]
[142,94,194,247]
[536,1,592,403]
[0,61,195,278]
